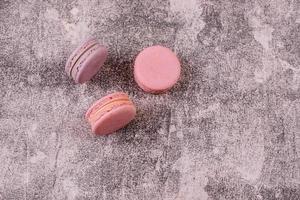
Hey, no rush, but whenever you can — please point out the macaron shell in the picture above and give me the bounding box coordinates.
[65,38,97,75]
[92,104,136,135]
[134,45,181,93]
[134,72,167,94]
[74,46,108,84]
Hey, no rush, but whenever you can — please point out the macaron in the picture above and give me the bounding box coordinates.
[85,92,136,135]
[65,38,108,84]
[134,45,181,93]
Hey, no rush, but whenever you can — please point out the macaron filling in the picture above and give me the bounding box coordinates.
[85,93,129,118]
[69,42,99,77]
[65,38,108,84]
[88,98,133,124]
[70,43,102,80]
[66,39,98,76]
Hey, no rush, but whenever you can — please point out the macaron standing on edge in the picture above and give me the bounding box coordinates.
[65,38,108,84]
[85,92,136,135]
[134,45,181,94]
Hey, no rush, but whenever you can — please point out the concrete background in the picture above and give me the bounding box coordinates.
[0,0,300,199]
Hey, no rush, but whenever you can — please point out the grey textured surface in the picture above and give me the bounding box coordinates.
[1,0,300,199]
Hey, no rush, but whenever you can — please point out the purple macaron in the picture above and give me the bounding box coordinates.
[65,38,108,84]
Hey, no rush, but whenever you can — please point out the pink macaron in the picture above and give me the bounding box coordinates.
[134,45,181,93]
[85,92,136,135]
[65,38,108,84]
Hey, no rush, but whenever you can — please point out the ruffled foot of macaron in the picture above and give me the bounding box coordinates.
[65,38,108,84]
[85,92,136,135]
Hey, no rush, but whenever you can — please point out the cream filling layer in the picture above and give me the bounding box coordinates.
[88,99,132,124]
[69,42,98,76]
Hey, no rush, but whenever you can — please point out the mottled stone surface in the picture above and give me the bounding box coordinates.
[0,0,300,199]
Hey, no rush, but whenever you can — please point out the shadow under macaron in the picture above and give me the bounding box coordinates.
[116,103,172,145]
[88,44,137,92]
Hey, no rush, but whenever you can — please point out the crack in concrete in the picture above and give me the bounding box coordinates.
[52,132,62,190]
